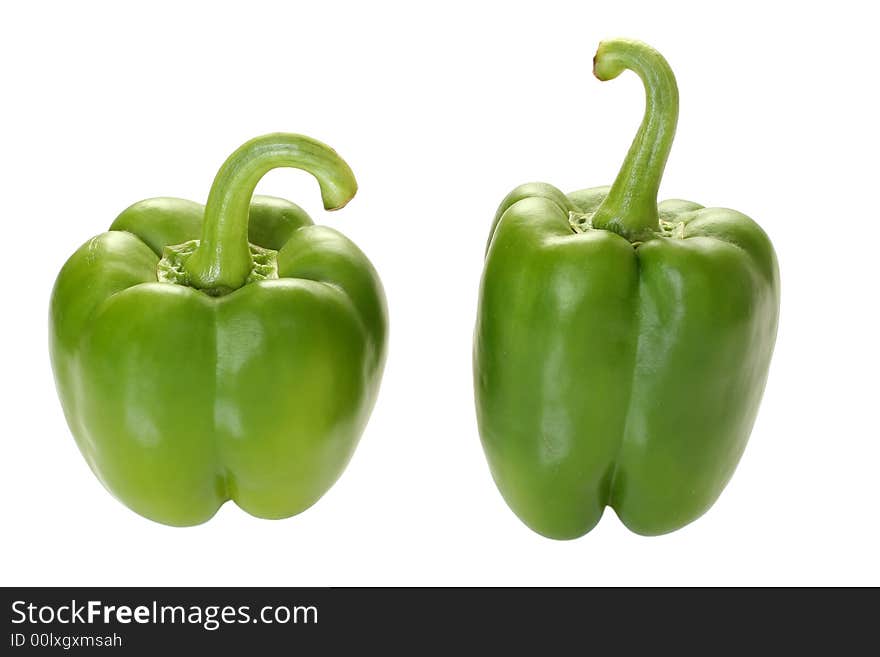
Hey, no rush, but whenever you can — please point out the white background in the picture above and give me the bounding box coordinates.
[1,1,877,586]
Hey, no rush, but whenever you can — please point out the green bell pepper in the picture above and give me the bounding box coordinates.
[50,134,387,526]
[474,39,779,538]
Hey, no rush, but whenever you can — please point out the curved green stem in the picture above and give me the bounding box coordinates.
[590,39,679,242]
[184,133,357,293]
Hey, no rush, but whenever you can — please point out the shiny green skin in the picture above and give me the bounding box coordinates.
[50,136,387,526]
[474,40,779,539]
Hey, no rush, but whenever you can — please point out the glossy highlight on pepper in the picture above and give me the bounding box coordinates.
[474,39,780,539]
[50,133,387,526]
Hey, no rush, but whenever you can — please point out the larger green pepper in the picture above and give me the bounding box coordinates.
[474,39,779,538]
[50,134,387,526]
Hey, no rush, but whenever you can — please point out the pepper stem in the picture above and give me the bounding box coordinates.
[184,133,357,293]
[589,39,679,242]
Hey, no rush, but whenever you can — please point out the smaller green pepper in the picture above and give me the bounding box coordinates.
[474,39,780,538]
[50,134,387,526]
